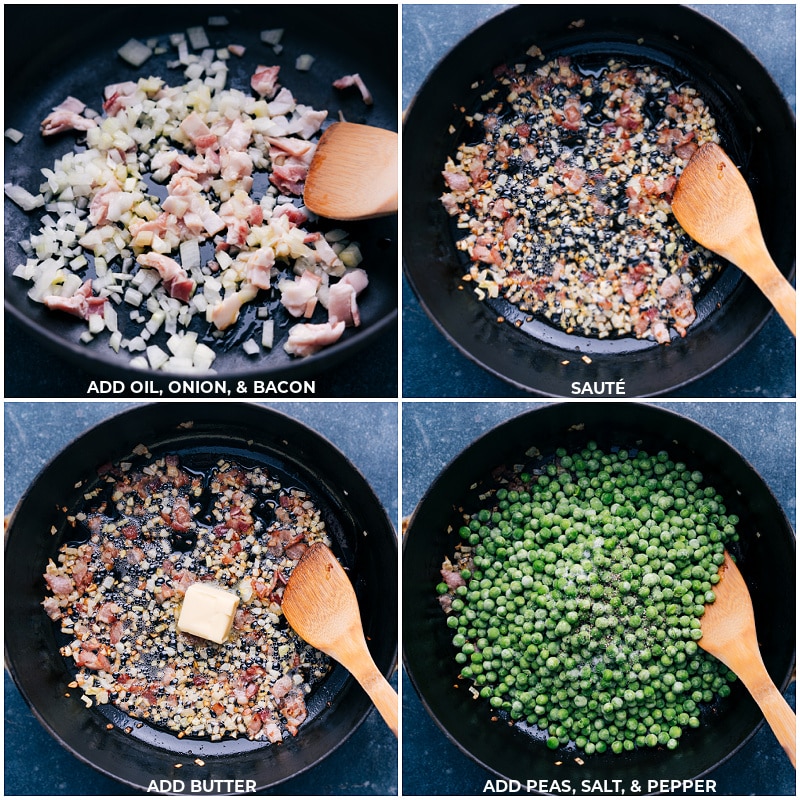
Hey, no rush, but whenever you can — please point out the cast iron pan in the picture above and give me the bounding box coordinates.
[402,5,795,397]
[403,403,795,790]
[5,403,397,792]
[4,5,397,385]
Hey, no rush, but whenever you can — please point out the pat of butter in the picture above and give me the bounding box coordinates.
[177,583,239,644]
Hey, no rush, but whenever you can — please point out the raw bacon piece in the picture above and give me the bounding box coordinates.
[40,109,97,136]
[279,270,322,318]
[43,279,107,320]
[332,73,373,105]
[251,65,281,98]
[283,320,345,357]
[210,284,259,330]
[136,252,196,302]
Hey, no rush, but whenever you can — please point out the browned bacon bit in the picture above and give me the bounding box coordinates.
[41,452,332,743]
[441,55,723,343]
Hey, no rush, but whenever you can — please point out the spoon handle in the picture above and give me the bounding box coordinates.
[354,661,399,737]
[734,240,796,336]
[739,658,796,767]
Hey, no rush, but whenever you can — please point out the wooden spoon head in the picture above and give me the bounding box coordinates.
[671,142,760,259]
[282,542,362,656]
[304,122,398,221]
[698,550,755,662]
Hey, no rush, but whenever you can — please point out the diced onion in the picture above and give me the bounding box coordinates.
[261,320,274,349]
[186,26,210,50]
[4,183,44,211]
[118,38,153,67]
[5,128,24,143]
[260,28,284,45]
[295,54,315,72]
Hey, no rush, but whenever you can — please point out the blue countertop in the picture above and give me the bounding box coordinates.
[402,4,796,398]
[4,402,398,796]
[401,400,796,795]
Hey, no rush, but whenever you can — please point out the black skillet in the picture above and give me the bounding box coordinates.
[4,5,397,387]
[403,402,795,790]
[4,403,397,792]
[402,4,795,397]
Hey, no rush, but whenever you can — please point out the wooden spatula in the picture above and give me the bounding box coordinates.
[698,550,795,766]
[303,122,398,221]
[282,542,398,736]
[671,142,796,336]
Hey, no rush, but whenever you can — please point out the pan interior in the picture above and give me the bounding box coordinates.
[403,404,795,786]
[6,405,397,790]
[445,44,744,354]
[402,5,795,395]
[48,439,352,755]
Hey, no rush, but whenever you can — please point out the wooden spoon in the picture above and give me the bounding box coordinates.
[698,550,795,766]
[671,142,796,336]
[303,121,398,221]
[282,542,398,736]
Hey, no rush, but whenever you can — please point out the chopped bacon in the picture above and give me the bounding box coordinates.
[47,563,72,594]
[561,167,587,194]
[326,282,358,327]
[284,320,345,357]
[136,252,196,302]
[270,160,309,195]
[556,56,580,87]
[220,148,253,183]
[442,170,471,193]
[102,81,140,116]
[211,284,259,330]
[277,688,308,736]
[555,95,583,131]
[179,111,218,152]
[440,567,465,590]
[218,118,252,151]
[74,640,112,672]
[503,216,519,240]
[97,602,122,624]
[43,279,107,321]
[169,496,193,532]
[251,65,281,98]
[658,273,683,299]
[244,247,275,290]
[332,73,373,105]
[268,136,315,163]
[42,596,62,620]
[279,270,321,318]
[40,108,97,136]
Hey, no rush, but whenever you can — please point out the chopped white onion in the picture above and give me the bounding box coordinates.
[118,38,153,67]
[260,28,284,45]
[242,338,260,356]
[4,183,44,211]
[261,320,274,349]
[295,54,315,72]
[5,128,23,143]
[187,26,210,50]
